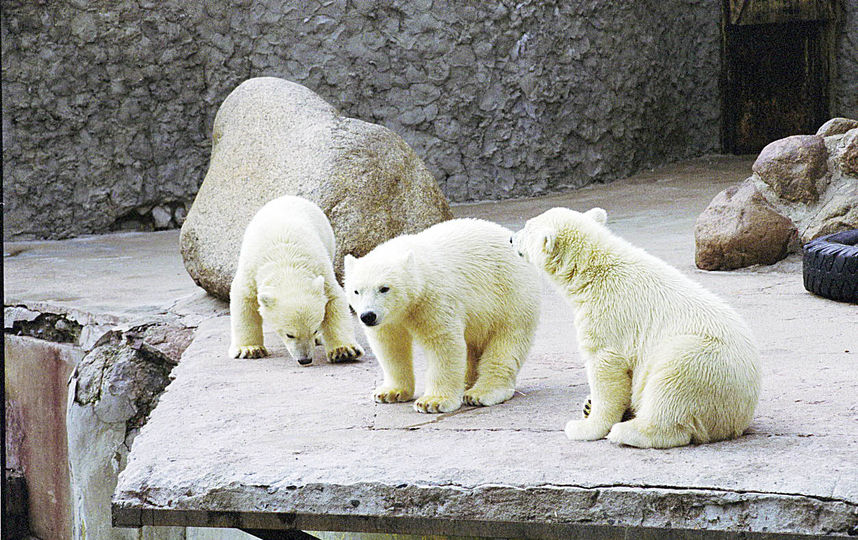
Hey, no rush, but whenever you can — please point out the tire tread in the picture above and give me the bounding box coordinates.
[803,230,858,304]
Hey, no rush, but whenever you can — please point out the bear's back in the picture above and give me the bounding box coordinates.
[408,218,541,317]
[245,195,336,261]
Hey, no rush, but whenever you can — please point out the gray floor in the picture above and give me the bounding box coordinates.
[5,155,857,538]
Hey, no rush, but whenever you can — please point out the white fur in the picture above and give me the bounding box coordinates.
[229,196,363,365]
[344,218,541,413]
[512,207,761,448]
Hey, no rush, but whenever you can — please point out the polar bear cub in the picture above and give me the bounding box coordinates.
[512,207,761,448]
[229,195,363,365]
[344,218,541,413]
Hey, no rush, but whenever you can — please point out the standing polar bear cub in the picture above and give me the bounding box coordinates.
[344,218,541,413]
[229,195,363,365]
[512,207,761,448]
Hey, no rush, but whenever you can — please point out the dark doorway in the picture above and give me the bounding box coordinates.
[722,1,836,154]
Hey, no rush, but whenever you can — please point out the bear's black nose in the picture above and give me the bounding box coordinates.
[297,356,312,366]
[360,311,377,326]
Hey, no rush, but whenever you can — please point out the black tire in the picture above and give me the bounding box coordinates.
[802,229,858,303]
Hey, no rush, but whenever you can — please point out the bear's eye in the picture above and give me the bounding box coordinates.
[286,333,295,339]
[509,236,513,244]
[353,290,359,295]
[379,286,390,293]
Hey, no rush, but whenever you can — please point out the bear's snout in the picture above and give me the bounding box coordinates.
[296,356,313,366]
[360,311,378,326]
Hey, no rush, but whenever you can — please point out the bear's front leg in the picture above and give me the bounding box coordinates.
[229,281,268,359]
[322,287,364,363]
[415,333,467,413]
[565,350,631,441]
[366,326,415,403]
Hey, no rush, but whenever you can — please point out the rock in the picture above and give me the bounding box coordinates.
[800,180,858,244]
[150,205,172,230]
[173,204,187,226]
[834,128,858,176]
[67,326,190,540]
[180,77,453,300]
[816,117,858,137]
[695,179,797,271]
[752,135,828,203]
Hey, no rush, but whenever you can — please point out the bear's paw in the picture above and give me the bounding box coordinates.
[327,344,364,363]
[463,386,515,407]
[373,386,414,404]
[564,418,612,441]
[414,394,462,414]
[230,345,269,359]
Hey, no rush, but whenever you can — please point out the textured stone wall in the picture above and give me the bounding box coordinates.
[834,0,858,118]
[2,1,854,240]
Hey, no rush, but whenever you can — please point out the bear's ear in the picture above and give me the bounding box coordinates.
[258,292,276,308]
[312,275,325,293]
[584,207,607,225]
[343,254,356,274]
[540,229,557,254]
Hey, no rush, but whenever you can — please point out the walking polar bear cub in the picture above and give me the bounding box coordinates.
[344,218,541,413]
[512,207,761,448]
[229,196,363,365]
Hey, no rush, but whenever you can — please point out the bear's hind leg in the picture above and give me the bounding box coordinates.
[463,331,529,407]
[607,336,719,448]
[606,418,692,448]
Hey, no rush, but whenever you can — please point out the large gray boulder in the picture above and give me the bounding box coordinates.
[180,77,453,300]
[695,122,858,270]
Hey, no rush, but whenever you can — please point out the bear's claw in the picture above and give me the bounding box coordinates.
[373,387,413,403]
[463,386,515,407]
[231,345,269,359]
[414,395,462,414]
[327,344,364,363]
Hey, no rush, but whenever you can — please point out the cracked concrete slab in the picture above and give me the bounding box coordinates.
[5,155,858,537]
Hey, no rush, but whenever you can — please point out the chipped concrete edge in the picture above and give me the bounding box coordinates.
[111,482,858,538]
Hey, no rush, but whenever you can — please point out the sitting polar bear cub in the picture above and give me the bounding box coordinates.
[512,207,761,448]
[229,195,363,365]
[344,218,541,413]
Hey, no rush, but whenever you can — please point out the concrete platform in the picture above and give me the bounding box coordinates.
[5,155,857,538]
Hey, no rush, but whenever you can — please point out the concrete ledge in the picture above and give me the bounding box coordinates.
[110,307,858,537]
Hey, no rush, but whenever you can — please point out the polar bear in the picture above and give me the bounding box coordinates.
[512,207,761,448]
[344,218,541,413]
[229,195,363,365]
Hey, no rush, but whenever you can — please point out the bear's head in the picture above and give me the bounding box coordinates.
[511,207,608,280]
[257,266,327,365]
[343,249,418,329]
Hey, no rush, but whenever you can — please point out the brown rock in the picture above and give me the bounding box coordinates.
[695,179,797,270]
[816,117,858,138]
[180,77,453,300]
[752,135,828,203]
[834,129,858,177]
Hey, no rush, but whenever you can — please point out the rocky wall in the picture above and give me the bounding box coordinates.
[2,0,726,240]
[5,1,855,241]
[834,0,858,118]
